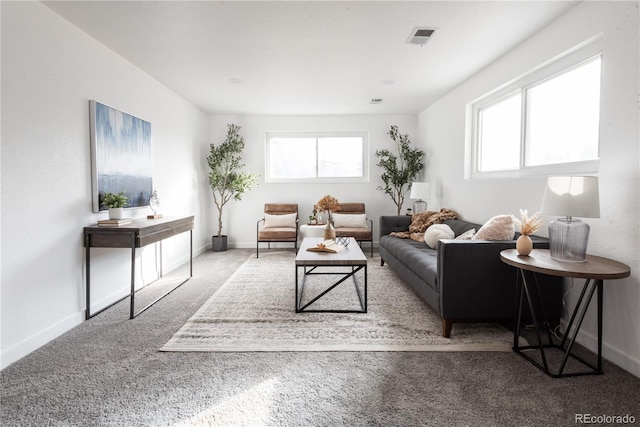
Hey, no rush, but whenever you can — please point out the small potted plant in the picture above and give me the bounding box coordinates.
[316,195,340,240]
[309,207,318,224]
[513,209,544,256]
[102,191,128,220]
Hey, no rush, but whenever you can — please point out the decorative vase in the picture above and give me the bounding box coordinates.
[516,235,533,256]
[324,220,336,241]
[108,207,124,220]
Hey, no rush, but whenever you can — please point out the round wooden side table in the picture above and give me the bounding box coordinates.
[500,249,630,378]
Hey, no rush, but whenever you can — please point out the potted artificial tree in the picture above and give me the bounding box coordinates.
[207,123,260,251]
[375,125,425,215]
[101,191,128,219]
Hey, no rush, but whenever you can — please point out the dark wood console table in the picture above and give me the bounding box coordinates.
[84,216,194,320]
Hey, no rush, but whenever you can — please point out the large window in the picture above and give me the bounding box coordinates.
[266,132,368,183]
[469,41,602,178]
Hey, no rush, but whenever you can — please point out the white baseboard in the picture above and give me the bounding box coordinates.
[1,311,84,370]
[1,244,208,371]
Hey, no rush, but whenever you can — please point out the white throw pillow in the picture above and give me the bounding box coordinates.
[455,229,476,240]
[473,215,515,240]
[332,213,367,228]
[424,224,455,249]
[264,212,297,228]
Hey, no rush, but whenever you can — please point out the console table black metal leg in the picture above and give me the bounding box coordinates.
[129,233,136,319]
[131,230,194,318]
[85,232,91,320]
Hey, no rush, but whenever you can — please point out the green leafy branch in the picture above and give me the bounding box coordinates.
[207,124,260,236]
[375,125,425,215]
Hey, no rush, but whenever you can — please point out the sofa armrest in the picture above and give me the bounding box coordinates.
[379,216,411,237]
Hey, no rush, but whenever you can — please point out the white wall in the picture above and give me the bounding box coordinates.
[418,1,640,377]
[205,114,418,248]
[1,2,210,368]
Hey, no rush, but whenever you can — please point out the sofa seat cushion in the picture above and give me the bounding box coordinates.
[258,228,296,240]
[380,235,438,292]
[335,227,372,240]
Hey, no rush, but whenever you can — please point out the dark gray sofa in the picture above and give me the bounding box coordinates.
[379,216,562,337]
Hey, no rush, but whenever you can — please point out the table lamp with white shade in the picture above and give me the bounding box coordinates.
[541,176,600,262]
[409,182,430,214]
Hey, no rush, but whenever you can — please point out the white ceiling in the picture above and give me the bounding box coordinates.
[43,1,579,115]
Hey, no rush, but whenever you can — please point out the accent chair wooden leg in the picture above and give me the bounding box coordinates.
[380,258,385,266]
[442,319,453,338]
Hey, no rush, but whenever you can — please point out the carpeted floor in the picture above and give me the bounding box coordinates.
[1,249,639,426]
[162,251,517,352]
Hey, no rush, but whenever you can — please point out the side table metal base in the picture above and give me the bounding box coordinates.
[514,269,603,378]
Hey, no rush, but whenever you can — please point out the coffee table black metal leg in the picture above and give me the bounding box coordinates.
[351,266,366,312]
[297,265,366,313]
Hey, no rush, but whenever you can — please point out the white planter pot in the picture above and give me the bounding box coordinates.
[108,207,124,220]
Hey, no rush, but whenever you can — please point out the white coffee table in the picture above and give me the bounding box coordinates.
[295,237,367,313]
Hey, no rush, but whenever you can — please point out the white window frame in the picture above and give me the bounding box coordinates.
[265,131,369,183]
[466,37,603,179]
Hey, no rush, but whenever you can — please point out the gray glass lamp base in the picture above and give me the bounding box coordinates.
[413,200,428,214]
[548,217,590,262]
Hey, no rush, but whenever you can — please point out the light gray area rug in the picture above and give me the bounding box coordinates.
[162,251,517,352]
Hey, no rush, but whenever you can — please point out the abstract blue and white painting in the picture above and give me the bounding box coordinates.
[90,100,153,212]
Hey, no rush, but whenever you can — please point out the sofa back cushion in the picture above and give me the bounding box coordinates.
[264,212,297,228]
[336,203,365,214]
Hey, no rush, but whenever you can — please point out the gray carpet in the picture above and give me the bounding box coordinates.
[2,249,639,427]
[162,252,517,352]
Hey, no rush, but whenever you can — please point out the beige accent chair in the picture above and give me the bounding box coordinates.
[333,202,373,256]
[256,203,299,257]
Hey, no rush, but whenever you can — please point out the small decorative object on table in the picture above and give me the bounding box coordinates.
[336,236,351,247]
[101,191,128,220]
[306,239,346,253]
[147,187,163,219]
[513,209,543,256]
[316,195,340,241]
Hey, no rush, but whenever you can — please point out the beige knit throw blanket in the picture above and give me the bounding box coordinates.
[390,208,459,242]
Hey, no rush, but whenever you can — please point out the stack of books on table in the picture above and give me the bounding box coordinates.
[97,219,132,227]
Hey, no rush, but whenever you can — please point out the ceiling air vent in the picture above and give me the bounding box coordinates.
[406,27,437,46]
[370,98,383,104]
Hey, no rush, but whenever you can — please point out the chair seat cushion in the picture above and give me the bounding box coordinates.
[258,228,296,240]
[335,227,372,240]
